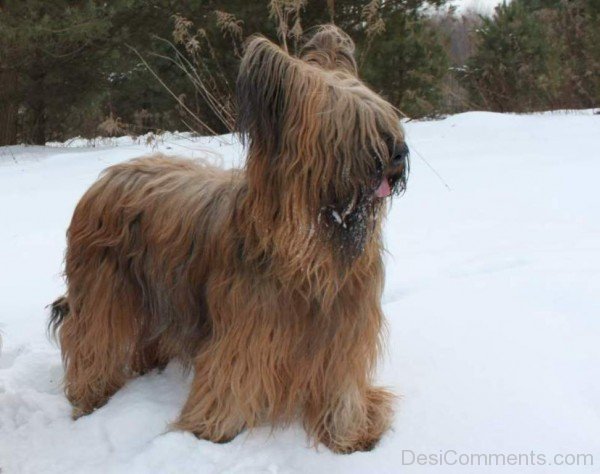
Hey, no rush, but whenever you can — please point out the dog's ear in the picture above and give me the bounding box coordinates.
[236,36,298,158]
[299,25,357,76]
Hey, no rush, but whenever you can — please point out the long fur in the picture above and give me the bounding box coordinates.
[50,25,408,453]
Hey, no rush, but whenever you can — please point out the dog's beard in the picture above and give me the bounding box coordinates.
[323,206,377,261]
[320,186,381,262]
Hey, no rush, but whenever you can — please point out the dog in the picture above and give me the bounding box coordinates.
[50,25,408,454]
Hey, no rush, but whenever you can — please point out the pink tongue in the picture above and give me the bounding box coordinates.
[375,177,391,198]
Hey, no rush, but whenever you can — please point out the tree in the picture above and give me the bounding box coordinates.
[463,0,599,112]
[154,0,451,129]
[1,0,454,143]
[462,1,561,111]
[0,1,115,144]
[360,7,449,117]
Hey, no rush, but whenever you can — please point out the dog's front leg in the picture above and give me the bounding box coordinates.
[174,349,246,444]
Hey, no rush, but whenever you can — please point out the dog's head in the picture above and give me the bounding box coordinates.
[237,25,408,258]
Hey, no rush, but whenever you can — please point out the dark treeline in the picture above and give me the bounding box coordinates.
[0,0,598,145]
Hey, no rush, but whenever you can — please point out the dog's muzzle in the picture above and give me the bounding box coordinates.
[375,143,409,198]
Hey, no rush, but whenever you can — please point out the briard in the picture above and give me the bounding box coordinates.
[50,25,408,454]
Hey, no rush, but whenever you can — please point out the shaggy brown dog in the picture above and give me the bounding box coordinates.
[50,25,408,454]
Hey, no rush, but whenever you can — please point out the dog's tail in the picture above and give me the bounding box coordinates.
[48,296,70,340]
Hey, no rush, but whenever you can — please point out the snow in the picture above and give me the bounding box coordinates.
[1,111,599,473]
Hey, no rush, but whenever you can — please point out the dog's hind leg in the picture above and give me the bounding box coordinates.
[57,259,141,418]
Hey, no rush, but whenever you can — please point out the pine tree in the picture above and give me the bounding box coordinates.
[360,6,449,117]
[462,1,561,111]
[1,0,454,142]
[0,1,119,144]
[463,0,599,112]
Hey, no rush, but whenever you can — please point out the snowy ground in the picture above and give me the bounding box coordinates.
[1,111,599,473]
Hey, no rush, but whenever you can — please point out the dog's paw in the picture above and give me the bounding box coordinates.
[71,405,94,420]
[365,386,395,431]
[320,433,382,454]
[318,386,395,454]
[176,418,245,445]
[192,430,241,444]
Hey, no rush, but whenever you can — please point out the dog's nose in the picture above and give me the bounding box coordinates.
[393,142,409,167]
